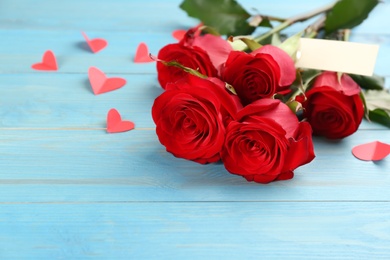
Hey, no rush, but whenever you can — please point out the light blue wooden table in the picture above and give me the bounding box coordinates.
[1,0,389,258]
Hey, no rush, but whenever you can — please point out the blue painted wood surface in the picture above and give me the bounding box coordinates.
[0,0,389,258]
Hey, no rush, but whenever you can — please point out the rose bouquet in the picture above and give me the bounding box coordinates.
[151,0,389,184]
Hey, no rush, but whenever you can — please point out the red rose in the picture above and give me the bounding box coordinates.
[297,71,364,139]
[221,99,315,184]
[152,75,241,164]
[221,45,296,105]
[157,44,218,89]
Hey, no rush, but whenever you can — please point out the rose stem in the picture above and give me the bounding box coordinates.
[253,1,336,43]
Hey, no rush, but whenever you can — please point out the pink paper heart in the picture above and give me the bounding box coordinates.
[172,29,186,41]
[82,31,107,53]
[352,141,390,161]
[88,66,126,95]
[107,108,135,133]
[134,42,153,63]
[31,50,58,71]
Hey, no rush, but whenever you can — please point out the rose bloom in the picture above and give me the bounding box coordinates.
[157,29,232,89]
[221,45,296,105]
[152,75,241,164]
[221,99,315,184]
[157,44,218,89]
[296,71,364,139]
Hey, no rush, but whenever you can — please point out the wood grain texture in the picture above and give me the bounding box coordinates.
[0,73,387,129]
[0,202,389,259]
[0,0,390,258]
[1,31,390,77]
[0,129,389,202]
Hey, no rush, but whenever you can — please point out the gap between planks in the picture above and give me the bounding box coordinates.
[0,200,389,204]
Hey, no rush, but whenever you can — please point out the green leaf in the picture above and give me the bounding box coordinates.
[325,0,379,34]
[200,25,221,36]
[239,37,262,51]
[368,109,390,128]
[349,74,385,90]
[364,89,390,112]
[286,100,303,113]
[301,69,322,91]
[225,83,237,95]
[180,0,255,35]
[271,33,282,46]
[364,89,390,128]
[278,32,302,62]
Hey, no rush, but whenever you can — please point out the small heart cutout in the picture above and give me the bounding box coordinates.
[134,42,153,63]
[172,29,186,41]
[107,108,135,133]
[31,50,58,71]
[82,31,107,53]
[352,141,390,161]
[88,67,126,95]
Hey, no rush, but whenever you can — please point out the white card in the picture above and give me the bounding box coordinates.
[295,38,379,76]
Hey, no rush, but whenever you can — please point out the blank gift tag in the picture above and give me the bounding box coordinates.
[296,38,379,76]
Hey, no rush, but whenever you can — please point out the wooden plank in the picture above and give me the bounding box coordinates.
[0,73,388,130]
[0,0,388,34]
[0,73,162,129]
[0,129,389,202]
[1,30,390,76]
[0,30,167,74]
[0,202,389,258]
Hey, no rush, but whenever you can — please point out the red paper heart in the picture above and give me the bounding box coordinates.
[88,67,126,95]
[134,42,153,63]
[352,141,390,161]
[31,50,58,71]
[172,29,186,41]
[107,108,135,133]
[82,31,107,53]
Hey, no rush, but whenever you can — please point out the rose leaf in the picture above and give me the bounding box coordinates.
[368,109,390,128]
[325,0,379,35]
[364,89,390,128]
[278,32,302,62]
[180,0,258,35]
[349,74,385,90]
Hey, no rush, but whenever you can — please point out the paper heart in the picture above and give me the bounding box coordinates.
[172,29,186,41]
[82,31,107,53]
[352,141,390,161]
[134,42,153,63]
[107,108,135,133]
[88,67,126,95]
[31,50,58,71]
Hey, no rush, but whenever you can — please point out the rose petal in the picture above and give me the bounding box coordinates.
[313,71,361,96]
[191,34,233,73]
[284,122,315,171]
[237,99,299,138]
[252,45,296,86]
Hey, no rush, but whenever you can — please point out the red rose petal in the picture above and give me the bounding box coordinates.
[252,45,295,87]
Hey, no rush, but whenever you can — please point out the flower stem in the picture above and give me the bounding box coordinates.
[254,1,336,43]
[343,29,351,42]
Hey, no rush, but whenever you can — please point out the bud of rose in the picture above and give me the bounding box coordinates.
[296,71,364,139]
